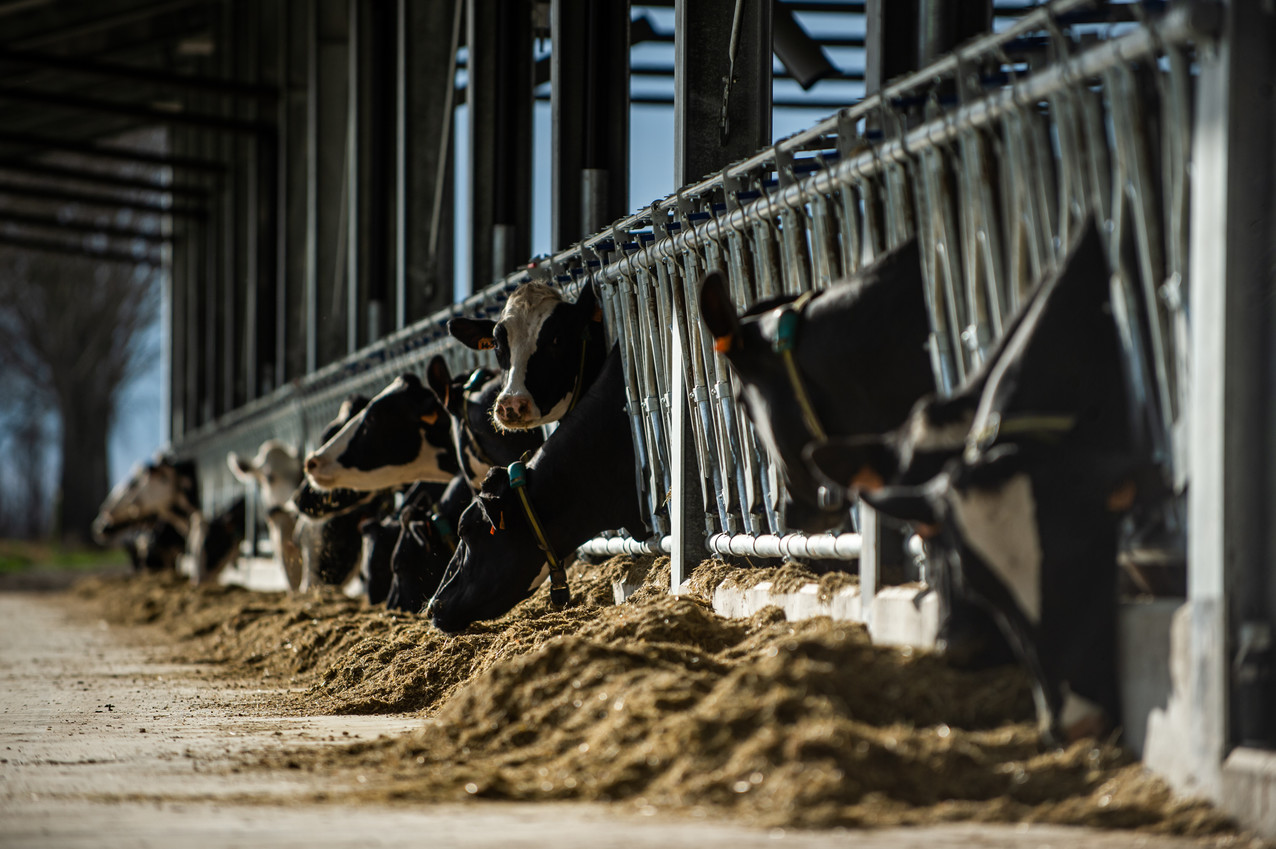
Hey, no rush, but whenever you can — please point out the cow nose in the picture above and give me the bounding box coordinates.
[305,455,320,474]
[496,395,531,423]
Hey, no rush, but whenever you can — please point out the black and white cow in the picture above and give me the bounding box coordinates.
[291,395,397,589]
[93,456,200,540]
[428,348,645,633]
[188,497,247,585]
[303,376,458,492]
[698,240,934,532]
[383,475,472,614]
[228,439,305,590]
[810,222,1144,742]
[425,357,545,487]
[448,281,607,430]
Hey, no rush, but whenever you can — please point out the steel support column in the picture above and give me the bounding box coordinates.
[395,0,457,327]
[280,0,311,383]
[551,0,630,251]
[466,0,533,293]
[671,0,771,586]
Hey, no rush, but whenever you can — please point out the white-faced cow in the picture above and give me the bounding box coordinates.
[428,348,645,633]
[228,439,305,590]
[811,221,1144,743]
[93,456,200,539]
[698,240,934,532]
[303,376,458,492]
[425,357,545,487]
[448,281,607,431]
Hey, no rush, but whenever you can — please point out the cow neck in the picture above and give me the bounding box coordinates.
[964,412,1078,461]
[460,371,497,469]
[161,488,198,536]
[406,485,459,555]
[505,458,570,608]
[564,330,591,416]
[771,291,827,442]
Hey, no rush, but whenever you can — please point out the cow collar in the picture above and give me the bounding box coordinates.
[507,459,571,608]
[965,412,1078,461]
[771,291,828,442]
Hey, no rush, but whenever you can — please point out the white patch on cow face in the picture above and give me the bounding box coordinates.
[100,465,180,525]
[451,416,492,489]
[906,406,973,453]
[495,284,564,428]
[946,473,1043,624]
[306,378,453,490]
[230,440,302,511]
[528,562,550,592]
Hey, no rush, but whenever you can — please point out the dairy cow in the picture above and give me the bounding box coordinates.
[188,498,247,585]
[383,475,472,613]
[448,281,606,430]
[810,222,1143,742]
[304,376,458,492]
[93,456,200,539]
[698,240,934,532]
[228,439,305,590]
[428,348,645,633]
[425,357,545,487]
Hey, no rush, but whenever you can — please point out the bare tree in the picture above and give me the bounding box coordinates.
[0,252,160,544]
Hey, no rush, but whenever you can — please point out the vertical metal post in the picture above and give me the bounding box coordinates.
[551,0,630,251]
[1147,0,1276,801]
[345,0,361,355]
[310,0,350,369]
[467,0,533,293]
[282,0,311,383]
[396,0,458,326]
[671,0,771,586]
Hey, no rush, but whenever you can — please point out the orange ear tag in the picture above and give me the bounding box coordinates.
[420,412,438,425]
[713,334,733,353]
[499,512,505,530]
[478,338,496,351]
[592,306,604,323]
[850,466,885,493]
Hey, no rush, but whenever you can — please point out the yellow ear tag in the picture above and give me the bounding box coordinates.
[420,411,438,425]
[477,338,496,350]
[713,334,733,353]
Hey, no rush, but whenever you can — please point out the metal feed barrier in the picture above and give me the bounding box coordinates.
[175,0,1210,593]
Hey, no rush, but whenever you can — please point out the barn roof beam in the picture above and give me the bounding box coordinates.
[6,0,219,50]
[0,160,209,198]
[0,86,273,135]
[0,208,172,243]
[0,129,227,172]
[0,181,205,218]
[0,231,163,265]
[0,48,279,100]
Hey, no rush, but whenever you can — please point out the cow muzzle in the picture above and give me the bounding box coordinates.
[304,454,339,489]
[494,394,535,428]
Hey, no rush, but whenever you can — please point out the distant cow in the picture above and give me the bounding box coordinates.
[698,240,933,532]
[448,281,607,430]
[425,357,545,487]
[428,348,645,633]
[228,439,305,590]
[93,455,200,539]
[818,222,1141,743]
[303,377,458,492]
[188,498,247,585]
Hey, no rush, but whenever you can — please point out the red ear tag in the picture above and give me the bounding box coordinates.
[489,524,496,535]
[478,338,496,351]
[713,334,733,353]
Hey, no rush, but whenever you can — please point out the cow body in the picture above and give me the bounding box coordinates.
[698,240,934,532]
[188,498,247,585]
[429,348,644,633]
[384,475,472,613]
[448,282,607,430]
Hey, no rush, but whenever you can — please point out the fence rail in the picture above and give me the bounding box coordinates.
[174,0,1213,586]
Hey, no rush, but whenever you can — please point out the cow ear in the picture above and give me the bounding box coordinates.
[805,437,898,496]
[426,356,452,407]
[699,269,741,353]
[227,452,255,482]
[861,483,940,527]
[574,282,602,323]
[448,317,498,351]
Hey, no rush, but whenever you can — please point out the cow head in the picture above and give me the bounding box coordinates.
[228,439,303,511]
[448,281,604,430]
[427,466,551,633]
[865,444,1138,744]
[304,375,458,491]
[699,240,933,532]
[189,498,246,585]
[426,356,544,487]
[93,456,199,537]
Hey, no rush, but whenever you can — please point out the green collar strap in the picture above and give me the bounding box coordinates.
[507,460,571,608]
[772,291,827,442]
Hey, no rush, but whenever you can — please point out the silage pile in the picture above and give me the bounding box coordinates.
[73,557,1239,837]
